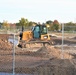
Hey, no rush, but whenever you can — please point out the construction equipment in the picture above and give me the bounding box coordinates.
[18,24,52,48]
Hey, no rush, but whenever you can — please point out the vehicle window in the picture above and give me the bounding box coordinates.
[42,27,47,33]
[35,26,40,32]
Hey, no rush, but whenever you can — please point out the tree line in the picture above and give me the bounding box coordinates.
[0,17,76,31]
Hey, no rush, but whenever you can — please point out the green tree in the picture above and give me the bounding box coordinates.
[19,18,29,27]
[64,22,76,31]
[46,20,53,25]
[28,21,33,27]
[17,18,29,31]
[46,20,53,31]
[65,22,75,26]
[52,24,59,31]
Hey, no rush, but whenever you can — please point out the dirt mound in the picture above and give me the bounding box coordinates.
[71,36,76,39]
[46,46,73,59]
[15,46,73,59]
[0,34,12,50]
[0,39,12,50]
[0,34,9,40]
[25,46,73,59]
[33,59,76,75]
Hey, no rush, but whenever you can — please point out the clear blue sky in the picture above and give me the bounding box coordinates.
[0,0,76,23]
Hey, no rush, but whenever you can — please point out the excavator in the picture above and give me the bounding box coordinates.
[18,24,52,48]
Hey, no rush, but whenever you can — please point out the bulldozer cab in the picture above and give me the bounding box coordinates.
[32,24,47,39]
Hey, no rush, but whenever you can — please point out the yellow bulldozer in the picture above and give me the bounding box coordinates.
[18,24,52,48]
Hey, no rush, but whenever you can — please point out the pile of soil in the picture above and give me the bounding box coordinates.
[0,34,12,50]
[46,46,73,59]
[15,45,73,59]
[33,59,76,75]
[0,34,9,40]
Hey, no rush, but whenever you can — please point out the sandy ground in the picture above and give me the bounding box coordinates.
[0,34,76,75]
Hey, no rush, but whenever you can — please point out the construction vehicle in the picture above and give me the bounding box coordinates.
[18,24,52,48]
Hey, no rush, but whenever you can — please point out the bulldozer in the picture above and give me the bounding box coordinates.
[18,24,52,48]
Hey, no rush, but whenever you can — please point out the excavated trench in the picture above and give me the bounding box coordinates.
[0,34,76,75]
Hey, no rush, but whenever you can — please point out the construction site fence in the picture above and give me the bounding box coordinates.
[0,24,76,75]
[0,26,32,34]
[0,25,76,33]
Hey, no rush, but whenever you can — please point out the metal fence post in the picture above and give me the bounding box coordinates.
[61,23,64,59]
[13,34,15,75]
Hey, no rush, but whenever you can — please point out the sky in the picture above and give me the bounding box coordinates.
[0,0,76,23]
